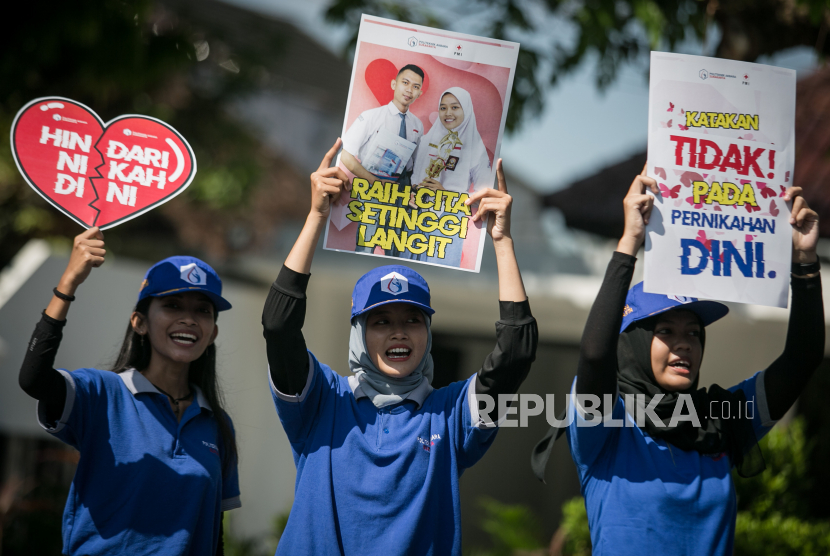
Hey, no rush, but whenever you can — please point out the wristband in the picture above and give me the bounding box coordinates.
[791,260,820,277]
[53,287,76,302]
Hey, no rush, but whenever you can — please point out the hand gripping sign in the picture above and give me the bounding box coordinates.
[11,97,196,230]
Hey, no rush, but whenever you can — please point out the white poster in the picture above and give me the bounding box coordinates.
[644,52,796,307]
[323,15,519,272]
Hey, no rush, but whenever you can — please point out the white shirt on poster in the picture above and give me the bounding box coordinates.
[342,102,425,172]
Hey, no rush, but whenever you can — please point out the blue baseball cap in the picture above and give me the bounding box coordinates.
[137,256,232,311]
[620,282,728,333]
[351,265,434,320]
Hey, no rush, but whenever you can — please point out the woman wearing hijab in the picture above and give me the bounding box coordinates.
[410,87,493,266]
[262,140,537,555]
[531,169,823,555]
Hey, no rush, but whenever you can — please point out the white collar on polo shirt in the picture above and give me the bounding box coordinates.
[386,101,409,118]
[119,368,211,411]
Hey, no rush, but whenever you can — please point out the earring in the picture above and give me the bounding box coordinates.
[139,334,145,347]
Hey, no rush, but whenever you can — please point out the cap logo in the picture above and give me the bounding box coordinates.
[668,294,692,304]
[381,272,408,296]
[623,304,633,317]
[180,263,207,286]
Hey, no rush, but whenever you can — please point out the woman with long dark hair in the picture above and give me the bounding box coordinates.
[18,227,240,555]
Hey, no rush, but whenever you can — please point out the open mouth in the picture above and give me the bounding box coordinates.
[170,332,198,346]
[386,347,412,361]
[669,359,691,374]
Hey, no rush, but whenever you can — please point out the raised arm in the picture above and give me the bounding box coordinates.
[467,160,537,400]
[263,139,348,394]
[763,187,824,420]
[576,169,658,412]
[19,228,106,423]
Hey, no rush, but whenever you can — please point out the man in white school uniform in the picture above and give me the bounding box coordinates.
[342,64,426,256]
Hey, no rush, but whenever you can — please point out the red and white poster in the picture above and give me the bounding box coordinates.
[644,53,796,307]
[323,16,519,272]
[11,97,196,230]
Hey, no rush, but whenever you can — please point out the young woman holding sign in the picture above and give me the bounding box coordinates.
[536,169,823,555]
[18,230,240,555]
[262,139,538,554]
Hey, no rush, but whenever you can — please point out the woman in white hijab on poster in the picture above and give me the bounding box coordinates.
[411,87,493,266]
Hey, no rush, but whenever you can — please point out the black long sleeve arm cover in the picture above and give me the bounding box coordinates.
[19,312,68,424]
[575,252,637,411]
[262,266,312,396]
[262,266,538,398]
[763,273,825,420]
[474,300,538,398]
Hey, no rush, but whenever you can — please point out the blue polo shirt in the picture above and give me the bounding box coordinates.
[271,351,499,555]
[38,368,241,556]
[566,371,775,555]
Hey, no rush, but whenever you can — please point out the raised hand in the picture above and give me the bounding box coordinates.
[617,165,659,256]
[59,227,106,295]
[467,159,512,243]
[783,186,819,263]
[309,138,349,219]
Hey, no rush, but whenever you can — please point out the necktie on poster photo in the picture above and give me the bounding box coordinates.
[10,96,197,230]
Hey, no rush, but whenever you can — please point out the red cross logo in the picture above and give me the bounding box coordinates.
[456,45,462,51]
[744,74,748,79]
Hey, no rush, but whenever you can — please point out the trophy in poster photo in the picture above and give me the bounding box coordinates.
[426,131,463,179]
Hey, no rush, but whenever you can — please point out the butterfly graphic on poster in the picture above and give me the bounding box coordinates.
[686,196,703,209]
[696,230,712,250]
[757,183,776,198]
[659,183,681,199]
[667,102,674,112]
[769,200,780,217]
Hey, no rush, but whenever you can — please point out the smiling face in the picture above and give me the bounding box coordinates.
[650,309,703,392]
[390,69,423,112]
[132,292,218,369]
[439,93,464,130]
[364,303,428,379]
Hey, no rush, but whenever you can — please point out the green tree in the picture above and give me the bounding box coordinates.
[326,0,830,133]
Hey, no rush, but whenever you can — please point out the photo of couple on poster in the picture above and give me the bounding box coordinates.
[341,67,490,267]
[324,22,517,272]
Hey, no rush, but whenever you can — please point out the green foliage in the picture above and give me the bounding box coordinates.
[325,0,830,133]
[559,497,591,556]
[476,497,545,556]
[733,416,814,520]
[733,513,830,556]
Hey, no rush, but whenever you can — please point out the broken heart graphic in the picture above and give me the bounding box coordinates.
[11,97,196,230]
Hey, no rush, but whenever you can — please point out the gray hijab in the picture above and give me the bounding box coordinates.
[348,311,434,408]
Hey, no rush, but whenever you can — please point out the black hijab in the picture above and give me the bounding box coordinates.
[618,314,764,478]
[531,310,765,482]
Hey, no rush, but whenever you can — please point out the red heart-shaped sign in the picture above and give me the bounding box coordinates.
[11,97,196,230]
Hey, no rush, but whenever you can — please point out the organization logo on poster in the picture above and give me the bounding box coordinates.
[407,36,417,48]
[699,69,709,80]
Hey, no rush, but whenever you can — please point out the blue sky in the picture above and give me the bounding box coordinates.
[223,0,819,193]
